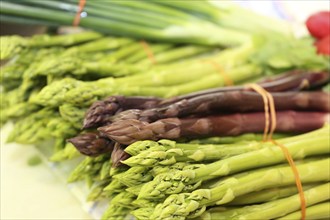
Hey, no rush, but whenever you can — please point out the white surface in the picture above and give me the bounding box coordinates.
[0,123,92,220]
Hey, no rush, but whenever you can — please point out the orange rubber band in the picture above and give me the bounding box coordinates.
[73,0,87,27]
[247,83,306,220]
[266,91,277,140]
[271,140,307,220]
[140,40,157,65]
[246,84,270,141]
[203,60,234,86]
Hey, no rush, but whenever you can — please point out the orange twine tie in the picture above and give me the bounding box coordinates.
[247,83,306,220]
[203,60,234,86]
[140,40,157,65]
[73,0,87,27]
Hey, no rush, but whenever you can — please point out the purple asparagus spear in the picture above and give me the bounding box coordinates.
[99,111,329,145]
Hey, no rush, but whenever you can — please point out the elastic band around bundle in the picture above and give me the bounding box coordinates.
[140,40,157,65]
[246,83,306,220]
[203,60,234,86]
[73,0,87,27]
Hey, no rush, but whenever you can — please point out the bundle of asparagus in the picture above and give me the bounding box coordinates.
[1,30,243,160]
[2,26,327,163]
[63,68,328,219]
[67,70,329,159]
[66,126,329,219]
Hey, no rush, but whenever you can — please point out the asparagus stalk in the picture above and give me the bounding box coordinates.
[124,140,169,156]
[113,166,153,187]
[110,191,137,209]
[64,37,133,54]
[188,133,289,145]
[111,91,330,124]
[124,43,173,64]
[130,207,155,220]
[103,179,126,196]
[228,183,319,205]
[27,31,103,47]
[59,104,86,129]
[151,163,205,177]
[0,35,27,60]
[150,159,330,219]
[1,102,40,121]
[137,126,329,199]
[67,154,110,183]
[0,31,103,60]
[101,204,130,220]
[277,201,330,220]
[67,132,114,157]
[46,117,78,139]
[49,142,80,162]
[99,111,329,145]
[110,143,130,168]
[83,96,161,129]
[126,185,145,197]
[29,77,84,107]
[86,179,111,201]
[122,141,264,167]
[137,45,213,66]
[29,43,258,107]
[198,183,330,220]
[6,108,55,144]
[171,70,329,102]
[83,70,329,129]
[194,201,330,220]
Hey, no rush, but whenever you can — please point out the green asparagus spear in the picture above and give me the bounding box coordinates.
[110,191,137,209]
[228,184,319,205]
[49,142,80,162]
[1,102,40,122]
[0,31,103,60]
[103,179,126,195]
[28,31,103,47]
[277,201,330,220]
[200,183,330,220]
[0,35,27,60]
[101,203,130,220]
[6,108,55,144]
[122,141,264,167]
[138,126,329,199]
[87,180,111,201]
[29,77,84,106]
[131,207,155,220]
[189,133,289,145]
[151,159,330,219]
[64,37,133,54]
[59,104,86,129]
[113,166,153,187]
[67,154,110,183]
[151,162,195,177]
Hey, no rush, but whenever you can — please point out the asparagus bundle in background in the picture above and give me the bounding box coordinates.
[2,30,238,160]
[1,28,325,163]
[2,0,328,161]
[68,70,329,159]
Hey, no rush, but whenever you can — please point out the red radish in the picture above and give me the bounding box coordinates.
[306,11,330,39]
[315,35,330,55]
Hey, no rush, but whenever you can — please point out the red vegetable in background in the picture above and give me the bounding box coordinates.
[315,35,330,55]
[306,11,330,39]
